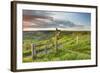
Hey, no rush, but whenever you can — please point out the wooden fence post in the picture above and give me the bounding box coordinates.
[45,43,48,55]
[55,28,58,53]
[55,28,60,53]
[31,44,36,60]
[76,35,79,45]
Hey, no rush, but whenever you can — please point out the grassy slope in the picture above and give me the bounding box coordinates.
[23,31,91,62]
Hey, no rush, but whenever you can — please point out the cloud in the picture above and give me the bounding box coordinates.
[23,10,91,30]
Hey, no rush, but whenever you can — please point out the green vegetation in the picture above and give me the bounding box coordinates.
[23,31,91,63]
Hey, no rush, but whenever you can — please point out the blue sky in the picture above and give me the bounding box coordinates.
[46,11,91,26]
[23,10,91,29]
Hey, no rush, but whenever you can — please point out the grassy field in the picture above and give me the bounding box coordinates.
[22,31,91,63]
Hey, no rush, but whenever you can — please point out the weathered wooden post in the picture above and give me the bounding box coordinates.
[55,28,58,53]
[76,34,79,45]
[45,43,48,55]
[55,28,60,53]
[76,32,80,45]
[31,44,36,60]
[75,31,81,50]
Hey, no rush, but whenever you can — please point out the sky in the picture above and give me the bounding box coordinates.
[23,10,91,30]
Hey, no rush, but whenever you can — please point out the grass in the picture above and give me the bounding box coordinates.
[22,31,91,63]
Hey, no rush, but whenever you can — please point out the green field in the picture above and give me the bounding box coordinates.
[23,31,91,63]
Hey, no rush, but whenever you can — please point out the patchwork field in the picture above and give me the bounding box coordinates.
[23,31,91,63]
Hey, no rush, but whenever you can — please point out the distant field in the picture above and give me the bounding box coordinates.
[22,31,91,63]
